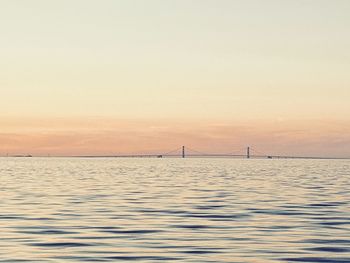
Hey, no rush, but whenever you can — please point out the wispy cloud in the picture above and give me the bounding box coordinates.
[0,117,349,157]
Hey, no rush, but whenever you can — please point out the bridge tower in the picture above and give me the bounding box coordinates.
[182,146,185,158]
[247,147,250,159]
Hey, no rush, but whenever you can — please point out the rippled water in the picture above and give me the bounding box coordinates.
[0,158,349,262]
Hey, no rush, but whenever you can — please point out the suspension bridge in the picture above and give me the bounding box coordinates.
[76,146,349,160]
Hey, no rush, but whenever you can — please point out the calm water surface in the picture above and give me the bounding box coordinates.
[0,158,349,262]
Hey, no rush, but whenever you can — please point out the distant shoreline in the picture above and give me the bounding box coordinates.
[1,155,349,160]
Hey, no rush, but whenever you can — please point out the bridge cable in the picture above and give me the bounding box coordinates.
[162,147,183,156]
[185,147,210,156]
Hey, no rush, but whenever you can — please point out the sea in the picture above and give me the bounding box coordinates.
[0,158,349,262]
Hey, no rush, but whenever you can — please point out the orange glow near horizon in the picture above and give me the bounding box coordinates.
[0,117,349,157]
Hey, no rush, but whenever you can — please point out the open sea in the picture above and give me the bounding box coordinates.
[0,158,349,262]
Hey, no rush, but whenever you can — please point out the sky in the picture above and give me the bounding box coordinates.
[1,0,350,156]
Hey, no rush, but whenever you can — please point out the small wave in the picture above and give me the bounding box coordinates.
[30,242,93,248]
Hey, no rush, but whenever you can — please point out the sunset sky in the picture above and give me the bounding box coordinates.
[1,0,350,157]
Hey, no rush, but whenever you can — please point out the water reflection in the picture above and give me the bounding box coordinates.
[0,158,349,262]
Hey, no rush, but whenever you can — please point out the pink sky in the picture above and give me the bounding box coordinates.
[1,1,350,157]
[1,117,349,157]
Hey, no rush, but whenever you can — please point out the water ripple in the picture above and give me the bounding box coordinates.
[0,158,349,262]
